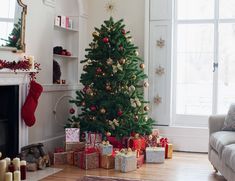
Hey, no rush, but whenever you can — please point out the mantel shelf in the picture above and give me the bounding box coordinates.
[54,25,79,32]
[0,69,37,73]
[53,54,78,59]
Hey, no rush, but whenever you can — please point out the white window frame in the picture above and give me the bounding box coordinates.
[172,0,235,127]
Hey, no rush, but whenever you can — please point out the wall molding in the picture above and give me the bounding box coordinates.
[42,84,82,92]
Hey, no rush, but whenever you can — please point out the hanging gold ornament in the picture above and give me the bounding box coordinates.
[119,58,126,65]
[83,65,87,71]
[100,108,106,114]
[132,75,137,80]
[144,117,148,122]
[144,106,150,111]
[106,58,113,65]
[134,115,139,121]
[106,85,112,91]
[139,63,145,69]
[143,81,149,88]
[92,116,96,120]
[135,51,139,56]
[102,72,106,76]
[135,133,140,138]
[106,132,111,137]
[92,31,99,37]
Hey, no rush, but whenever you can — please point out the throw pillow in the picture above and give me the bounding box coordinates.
[222,104,235,131]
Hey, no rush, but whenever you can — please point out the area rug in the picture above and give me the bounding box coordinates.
[78,176,143,181]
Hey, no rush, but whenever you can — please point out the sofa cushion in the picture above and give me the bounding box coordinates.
[210,131,235,157]
[222,104,235,131]
[222,144,235,172]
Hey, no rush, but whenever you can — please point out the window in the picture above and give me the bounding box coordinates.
[0,0,16,46]
[173,0,235,127]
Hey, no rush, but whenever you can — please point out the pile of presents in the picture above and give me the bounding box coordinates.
[53,129,173,172]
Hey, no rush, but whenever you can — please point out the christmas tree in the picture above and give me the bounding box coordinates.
[3,19,22,49]
[67,17,154,138]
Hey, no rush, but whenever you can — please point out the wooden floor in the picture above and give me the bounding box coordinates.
[41,152,226,181]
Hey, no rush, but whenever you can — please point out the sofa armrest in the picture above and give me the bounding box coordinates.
[208,115,226,136]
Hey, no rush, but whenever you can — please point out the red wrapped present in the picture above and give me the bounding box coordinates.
[85,132,102,146]
[128,136,146,151]
[101,154,115,169]
[74,151,79,165]
[77,147,100,169]
[160,138,169,158]
[54,147,65,153]
[107,136,123,149]
[137,154,144,168]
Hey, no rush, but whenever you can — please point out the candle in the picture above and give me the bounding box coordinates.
[0,159,7,181]
[8,164,15,173]
[5,172,12,181]
[13,171,20,181]
[12,158,20,171]
[20,161,26,180]
[5,158,11,171]
[28,55,35,70]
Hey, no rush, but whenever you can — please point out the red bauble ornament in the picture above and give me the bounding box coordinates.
[90,105,96,111]
[121,29,126,35]
[69,108,75,114]
[61,51,66,55]
[96,67,102,74]
[83,86,88,93]
[117,110,123,116]
[103,37,109,43]
[0,63,3,69]
[119,45,124,51]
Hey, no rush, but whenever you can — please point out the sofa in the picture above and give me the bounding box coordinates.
[209,115,235,181]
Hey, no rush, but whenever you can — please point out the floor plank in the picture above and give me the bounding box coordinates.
[41,152,226,181]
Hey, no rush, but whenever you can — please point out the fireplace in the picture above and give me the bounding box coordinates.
[0,86,19,158]
[0,73,29,158]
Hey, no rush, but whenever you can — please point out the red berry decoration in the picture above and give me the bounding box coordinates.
[69,108,75,114]
[90,105,97,111]
[103,37,109,43]
[96,67,102,74]
[117,110,123,116]
[119,45,124,51]
[121,29,126,35]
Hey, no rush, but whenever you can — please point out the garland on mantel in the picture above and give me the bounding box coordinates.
[0,58,41,80]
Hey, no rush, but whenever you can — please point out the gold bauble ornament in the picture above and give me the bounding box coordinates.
[106,132,111,137]
[92,31,99,37]
[135,51,139,56]
[144,82,149,88]
[102,73,106,76]
[106,58,113,65]
[135,133,140,138]
[119,58,126,65]
[144,117,148,121]
[134,115,139,121]
[106,85,112,91]
[140,63,145,69]
[144,106,150,111]
[100,108,106,114]
[132,75,137,80]
[90,92,94,96]
[83,65,87,71]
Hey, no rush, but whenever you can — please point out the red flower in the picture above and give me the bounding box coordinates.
[117,110,123,116]
[90,105,97,111]
[96,67,102,74]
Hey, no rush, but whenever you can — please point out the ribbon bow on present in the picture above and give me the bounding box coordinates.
[84,147,98,154]
[160,138,168,147]
[102,140,110,145]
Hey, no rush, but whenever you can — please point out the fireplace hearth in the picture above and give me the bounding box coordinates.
[0,85,19,158]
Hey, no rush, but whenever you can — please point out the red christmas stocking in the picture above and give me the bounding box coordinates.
[21,81,43,127]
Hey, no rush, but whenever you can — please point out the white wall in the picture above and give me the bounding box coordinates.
[87,0,145,57]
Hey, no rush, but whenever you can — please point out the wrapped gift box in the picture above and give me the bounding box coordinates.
[137,154,144,168]
[167,143,173,159]
[53,152,67,165]
[66,142,85,152]
[101,155,115,169]
[77,148,99,169]
[65,128,80,143]
[85,132,102,145]
[115,151,137,173]
[146,147,165,163]
[74,151,79,165]
[99,142,113,155]
[67,151,74,165]
[129,137,146,151]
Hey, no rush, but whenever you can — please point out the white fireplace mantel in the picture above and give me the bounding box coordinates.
[0,71,32,152]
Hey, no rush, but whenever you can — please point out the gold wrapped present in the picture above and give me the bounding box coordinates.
[167,143,173,159]
[66,142,85,152]
[101,155,115,169]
